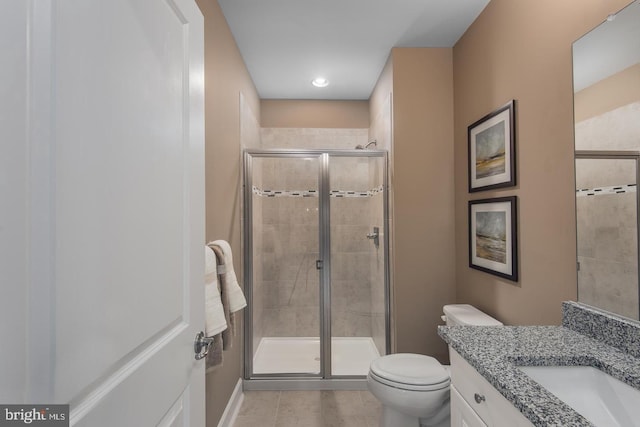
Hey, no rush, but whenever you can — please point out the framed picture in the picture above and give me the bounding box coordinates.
[469,196,518,281]
[468,100,516,192]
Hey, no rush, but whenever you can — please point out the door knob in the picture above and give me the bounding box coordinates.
[194,331,214,360]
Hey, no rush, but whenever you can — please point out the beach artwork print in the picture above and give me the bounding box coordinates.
[475,210,506,264]
[475,122,506,179]
[468,100,515,192]
[469,197,518,281]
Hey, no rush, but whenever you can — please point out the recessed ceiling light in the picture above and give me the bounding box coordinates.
[311,77,329,88]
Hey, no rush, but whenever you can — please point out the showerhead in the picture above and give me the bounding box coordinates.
[355,140,377,150]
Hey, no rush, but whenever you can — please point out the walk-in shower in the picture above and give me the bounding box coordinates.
[243,150,390,386]
[576,151,640,320]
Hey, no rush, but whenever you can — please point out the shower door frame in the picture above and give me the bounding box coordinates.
[575,150,640,319]
[242,149,391,388]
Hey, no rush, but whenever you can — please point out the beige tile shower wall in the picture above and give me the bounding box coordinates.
[260,128,368,150]
[369,93,393,152]
[575,101,640,151]
[331,196,374,338]
[260,196,320,337]
[576,192,639,319]
[254,130,381,342]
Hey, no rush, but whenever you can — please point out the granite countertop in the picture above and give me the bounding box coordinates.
[438,323,640,426]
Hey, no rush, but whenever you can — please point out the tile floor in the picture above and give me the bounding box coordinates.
[232,390,382,427]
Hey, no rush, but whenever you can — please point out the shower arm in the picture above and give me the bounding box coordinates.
[355,140,378,150]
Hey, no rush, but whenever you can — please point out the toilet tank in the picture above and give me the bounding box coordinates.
[442,304,503,326]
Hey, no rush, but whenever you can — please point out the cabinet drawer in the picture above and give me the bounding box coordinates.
[450,349,533,427]
[451,385,488,427]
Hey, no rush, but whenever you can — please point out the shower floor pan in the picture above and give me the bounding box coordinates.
[253,337,380,376]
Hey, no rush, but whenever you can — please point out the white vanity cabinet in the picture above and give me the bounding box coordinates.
[450,350,534,427]
[451,386,488,427]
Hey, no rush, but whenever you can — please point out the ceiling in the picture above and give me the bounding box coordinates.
[572,0,640,92]
[217,0,491,100]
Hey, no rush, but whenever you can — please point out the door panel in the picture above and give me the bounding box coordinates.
[2,0,205,424]
[248,155,322,375]
[55,0,187,399]
[0,0,28,403]
[329,155,386,376]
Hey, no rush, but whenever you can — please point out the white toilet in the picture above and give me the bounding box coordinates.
[367,304,503,427]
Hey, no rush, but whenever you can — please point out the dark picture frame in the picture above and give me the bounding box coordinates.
[468,100,516,192]
[469,196,518,281]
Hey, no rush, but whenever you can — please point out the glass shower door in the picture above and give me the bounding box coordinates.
[329,154,388,376]
[244,150,390,381]
[575,155,640,320]
[247,154,322,375]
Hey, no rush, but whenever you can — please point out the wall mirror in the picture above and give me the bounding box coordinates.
[573,0,640,320]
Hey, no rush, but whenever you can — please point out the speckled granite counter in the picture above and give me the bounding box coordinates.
[438,302,640,427]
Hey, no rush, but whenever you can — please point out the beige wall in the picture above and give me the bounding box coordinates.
[389,48,456,361]
[575,63,640,122]
[261,100,369,128]
[453,0,631,326]
[194,0,260,425]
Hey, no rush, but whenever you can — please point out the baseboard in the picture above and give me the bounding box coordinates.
[216,378,244,427]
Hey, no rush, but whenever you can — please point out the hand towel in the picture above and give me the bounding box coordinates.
[204,246,227,337]
[210,244,235,349]
[205,334,224,373]
[210,240,247,313]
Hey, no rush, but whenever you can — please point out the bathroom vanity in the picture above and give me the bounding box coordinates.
[439,301,640,427]
[449,349,532,427]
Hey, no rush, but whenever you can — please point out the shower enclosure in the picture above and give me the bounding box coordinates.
[243,150,390,385]
[575,151,640,320]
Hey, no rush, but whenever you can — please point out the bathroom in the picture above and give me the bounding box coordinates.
[3,0,639,426]
[205,0,639,425]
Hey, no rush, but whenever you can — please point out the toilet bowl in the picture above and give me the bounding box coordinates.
[367,304,502,427]
[367,353,450,427]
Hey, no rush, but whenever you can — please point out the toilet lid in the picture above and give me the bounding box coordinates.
[369,354,450,391]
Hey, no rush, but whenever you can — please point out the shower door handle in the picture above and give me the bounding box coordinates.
[316,260,323,270]
[366,227,380,247]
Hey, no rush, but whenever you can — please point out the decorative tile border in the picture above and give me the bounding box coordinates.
[252,185,384,198]
[576,183,636,197]
[562,301,640,358]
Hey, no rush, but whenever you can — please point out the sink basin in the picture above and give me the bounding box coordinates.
[518,365,640,427]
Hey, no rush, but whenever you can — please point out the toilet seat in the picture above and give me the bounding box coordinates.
[369,353,450,391]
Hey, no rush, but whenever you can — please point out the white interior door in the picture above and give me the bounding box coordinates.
[1,0,205,425]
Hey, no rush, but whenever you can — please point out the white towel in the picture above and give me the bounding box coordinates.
[210,240,247,313]
[204,246,228,336]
